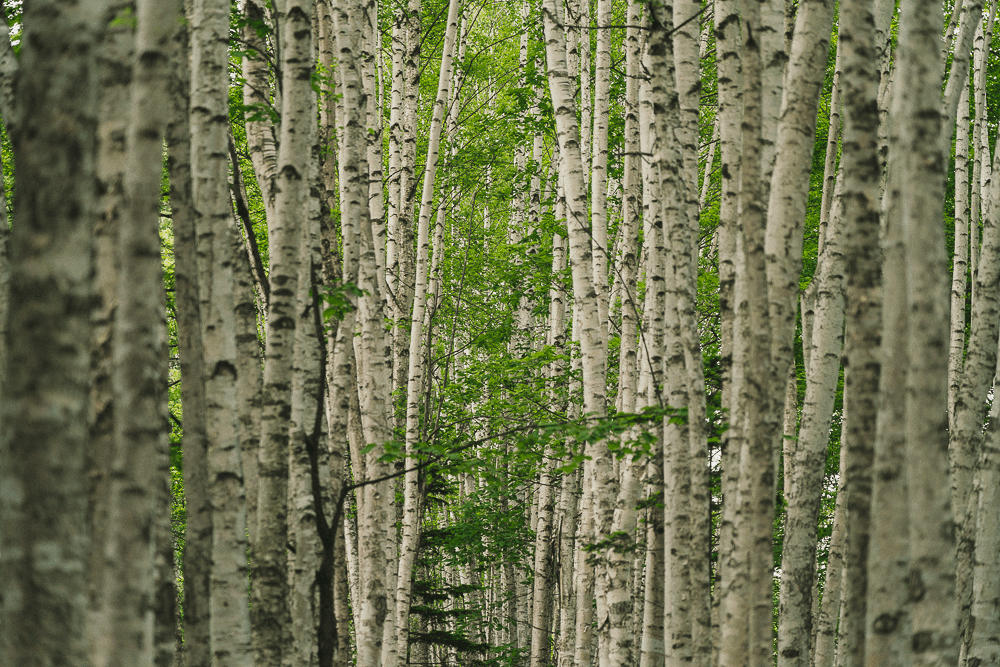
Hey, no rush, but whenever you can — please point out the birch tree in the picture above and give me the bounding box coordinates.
[331,1,397,665]
[0,2,100,666]
[89,4,134,663]
[97,1,180,665]
[396,1,461,661]
[167,8,213,666]
[835,0,884,666]
[897,2,958,665]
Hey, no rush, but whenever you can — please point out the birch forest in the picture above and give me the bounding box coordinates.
[5,0,1000,665]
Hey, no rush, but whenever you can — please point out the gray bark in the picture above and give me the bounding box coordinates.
[898,1,959,665]
[0,2,100,665]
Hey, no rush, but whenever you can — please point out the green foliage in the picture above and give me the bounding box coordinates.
[171,466,187,627]
[110,5,137,29]
[319,281,364,323]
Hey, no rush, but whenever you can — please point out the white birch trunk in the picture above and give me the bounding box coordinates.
[777,175,845,667]
[972,4,995,292]
[166,14,212,667]
[638,437,666,667]
[395,2,461,663]
[712,0,744,649]
[763,0,835,435]
[252,0,315,663]
[966,370,1000,664]
[591,0,611,351]
[190,2,243,667]
[129,7,181,667]
[898,2,958,665]
[287,143,327,667]
[971,6,996,305]
[817,40,842,256]
[834,1,884,666]
[813,446,848,667]
[241,0,278,235]
[950,97,1000,660]
[391,0,421,409]
[721,0,773,663]
[541,7,610,667]
[99,0,178,664]
[386,4,404,309]
[950,79,971,426]
[0,2,99,665]
[863,81,911,667]
[333,0,397,663]
[941,1,985,155]
[192,0,259,660]
[88,7,133,664]
[528,452,558,667]
[616,0,642,417]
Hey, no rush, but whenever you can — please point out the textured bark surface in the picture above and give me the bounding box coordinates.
[898,2,958,665]
[192,0,257,662]
[252,0,316,662]
[89,5,133,664]
[0,2,99,666]
[966,384,1000,665]
[190,0,242,663]
[390,0,420,411]
[166,10,210,667]
[541,8,611,667]
[332,1,396,665]
[395,1,461,661]
[638,437,666,667]
[950,72,1000,653]
[231,213,263,551]
[241,0,278,228]
[777,176,844,667]
[615,0,641,417]
[763,0,835,445]
[591,0,611,350]
[528,453,557,667]
[711,0,743,655]
[837,0,883,664]
[940,0,985,154]
[813,448,847,667]
[288,208,325,667]
[864,99,911,667]
[725,0,775,664]
[100,2,179,665]
[817,40,842,256]
[949,79,970,426]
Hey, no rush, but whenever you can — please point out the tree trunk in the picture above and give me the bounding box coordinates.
[615,0,641,417]
[711,0,743,651]
[391,0,421,412]
[898,2,958,665]
[395,1,462,663]
[813,444,848,667]
[100,2,181,665]
[541,7,609,667]
[638,436,666,667]
[241,0,278,232]
[950,78,971,426]
[167,8,211,666]
[289,200,326,667]
[590,0,611,351]
[332,2,396,665]
[89,5,133,663]
[966,367,1000,664]
[863,73,911,667]
[763,0,835,469]
[0,2,100,665]
[777,174,844,667]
